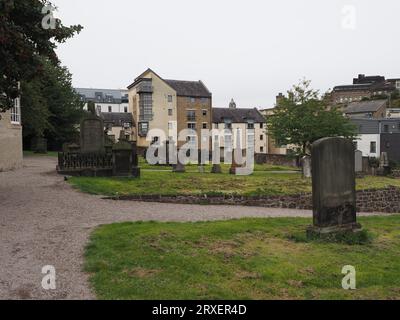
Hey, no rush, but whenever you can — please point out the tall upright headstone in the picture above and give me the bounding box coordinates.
[80,102,105,154]
[308,137,362,236]
[301,156,312,178]
[355,150,363,173]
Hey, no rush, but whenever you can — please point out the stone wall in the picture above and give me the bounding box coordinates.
[0,110,23,172]
[111,186,400,214]
[254,153,298,167]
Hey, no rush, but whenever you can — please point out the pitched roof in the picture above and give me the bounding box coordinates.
[344,100,387,114]
[212,108,265,123]
[101,112,135,127]
[164,79,211,98]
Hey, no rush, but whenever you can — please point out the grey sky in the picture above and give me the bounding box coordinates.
[55,0,400,109]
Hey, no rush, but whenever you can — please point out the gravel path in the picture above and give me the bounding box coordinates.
[0,156,390,300]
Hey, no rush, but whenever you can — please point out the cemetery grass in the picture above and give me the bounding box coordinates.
[69,171,400,197]
[84,215,400,300]
[23,150,58,157]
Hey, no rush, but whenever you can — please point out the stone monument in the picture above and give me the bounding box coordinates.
[377,152,390,176]
[301,156,312,178]
[355,150,363,173]
[307,137,362,237]
[112,130,140,177]
[80,102,105,154]
[229,129,243,175]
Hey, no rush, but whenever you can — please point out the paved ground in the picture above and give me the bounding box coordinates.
[0,156,390,300]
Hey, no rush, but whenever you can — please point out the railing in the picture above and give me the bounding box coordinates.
[58,152,113,170]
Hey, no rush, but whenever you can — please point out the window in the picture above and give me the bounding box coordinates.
[370,141,377,153]
[10,98,21,124]
[108,106,112,113]
[260,147,264,153]
[139,93,153,121]
[247,123,254,129]
[168,122,173,130]
[260,123,264,129]
[138,122,149,136]
[187,123,196,130]
[187,135,196,145]
[202,110,207,116]
[260,135,264,141]
[383,124,389,133]
[168,95,173,103]
[124,106,128,113]
[201,98,208,104]
[190,97,196,103]
[168,109,173,116]
[96,105,101,114]
[225,122,232,130]
[187,110,196,121]
[202,123,207,129]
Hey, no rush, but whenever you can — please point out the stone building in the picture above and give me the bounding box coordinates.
[75,88,134,141]
[213,100,267,154]
[127,68,212,149]
[0,97,23,171]
[332,74,399,104]
[344,100,387,119]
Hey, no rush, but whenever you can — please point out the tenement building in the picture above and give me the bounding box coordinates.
[213,99,267,155]
[0,97,23,171]
[75,88,134,141]
[127,68,212,150]
[332,74,400,104]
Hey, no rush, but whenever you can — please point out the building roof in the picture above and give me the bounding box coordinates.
[213,108,265,124]
[344,100,387,114]
[101,112,134,127]
[164,79,211,98]
[351,118,400,134]
[75,88,128,103]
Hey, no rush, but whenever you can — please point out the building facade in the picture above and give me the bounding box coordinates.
[344,100,387,119]
[127,69,212,149]
[75,88,133,141]
[351,118,400,161]
[213,100,267,155]
[0,97,23,171]
[332,74,399,104]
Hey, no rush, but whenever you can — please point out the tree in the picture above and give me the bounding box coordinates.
[267,79,357,156]
[0,0,82,110]
[21,57,85,150]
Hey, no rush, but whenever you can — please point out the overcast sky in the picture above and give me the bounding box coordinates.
[55,0,400,109]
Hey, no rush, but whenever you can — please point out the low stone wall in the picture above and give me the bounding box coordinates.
[254,153,298,167]
[111,186,400,214]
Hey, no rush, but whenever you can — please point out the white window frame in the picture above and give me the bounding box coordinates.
[11,98,21,124]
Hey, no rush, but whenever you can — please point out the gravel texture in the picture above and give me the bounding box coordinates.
[0,156,390,300]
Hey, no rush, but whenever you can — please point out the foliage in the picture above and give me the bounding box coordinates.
[0,0,83,110]
[84,216,400,300]
[267,79,357,156]
[21,57,85,150]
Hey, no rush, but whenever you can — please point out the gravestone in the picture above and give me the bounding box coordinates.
[377,152,390,176]
[308,137,362,237]
[31,137,48,154]
[355,150,363,173]
[80,102,105,154]
[301,156,312,178]
[211,164,222,174]
[112,130,140,177]
[173,161,186,173]
[131,141,141,177]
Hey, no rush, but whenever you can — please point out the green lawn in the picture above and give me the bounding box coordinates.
[24,150,58,157]
[69,170,400,197]
[84,215,400,300]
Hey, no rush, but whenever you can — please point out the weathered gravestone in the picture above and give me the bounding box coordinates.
[377,152,390,176]
[112,130,140,177]
[229,129,243,175]
[355,150,363,173]
[307,137,362,237]
[301,156,312,178]
[173,160,186,173]
[80,102,105,154]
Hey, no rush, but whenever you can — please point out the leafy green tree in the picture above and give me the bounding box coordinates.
[0,0,82,110]
[21,57,85,150]
[267,80,357,156]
